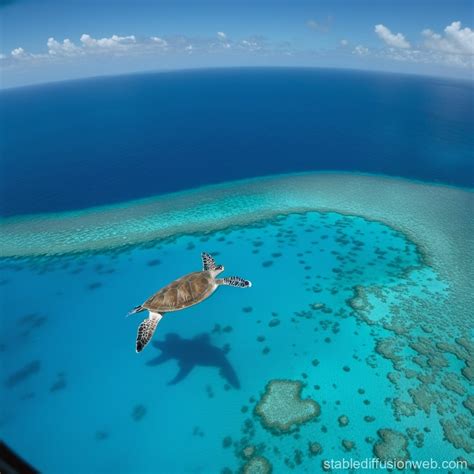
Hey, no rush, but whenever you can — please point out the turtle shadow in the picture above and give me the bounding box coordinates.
[4,360,41,388]
[146,333,240,389]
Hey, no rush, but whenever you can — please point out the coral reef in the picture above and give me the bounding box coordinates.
[255,380,320,434]
[308,442,323,456]
[440,417,474,454]
[342,439,356,452]
[373,429,410,463]
[242,456,272,474]
[337,415,349,427]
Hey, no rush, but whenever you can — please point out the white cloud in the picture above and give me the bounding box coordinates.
[47,37,82,57]
[422,21,474,55]
[340,39,349,47]
[150,36,168,48]
[239,39,263,51]
[215,31,231,49]
[375,24,410,49]
[80,34,136,50]
[353,45,369,56]
[11,47,27,58]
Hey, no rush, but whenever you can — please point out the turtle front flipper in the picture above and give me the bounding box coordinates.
[136,312,163,353]
[201,252,216,271]
[217,276,252,288]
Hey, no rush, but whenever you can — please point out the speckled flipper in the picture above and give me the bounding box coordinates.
[136,312,163,353]
[201,252,216,271]
[217,276,252,288]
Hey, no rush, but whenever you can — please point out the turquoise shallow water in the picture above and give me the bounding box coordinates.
[1,210,472,472]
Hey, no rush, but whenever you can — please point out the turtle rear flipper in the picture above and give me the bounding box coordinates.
[136,312,163,353]
[128,305,144,317]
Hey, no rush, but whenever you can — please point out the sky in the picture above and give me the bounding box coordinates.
[0,0,473,88]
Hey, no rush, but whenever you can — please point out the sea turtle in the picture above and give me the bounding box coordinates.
[129,252,252,352]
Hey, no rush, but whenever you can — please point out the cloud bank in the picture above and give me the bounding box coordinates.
[2,21,472,80]
[422,21,474,55]
[352,20,473,70]
[2,31,274,66]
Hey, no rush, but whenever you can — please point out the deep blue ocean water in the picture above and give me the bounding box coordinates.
[1,68,473,217]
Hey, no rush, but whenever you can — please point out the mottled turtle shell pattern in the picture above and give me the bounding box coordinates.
[142,271,216,312]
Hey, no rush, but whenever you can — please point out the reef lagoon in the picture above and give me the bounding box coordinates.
[1,172,473,472]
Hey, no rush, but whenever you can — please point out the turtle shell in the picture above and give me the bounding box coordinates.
[142,271,216,312]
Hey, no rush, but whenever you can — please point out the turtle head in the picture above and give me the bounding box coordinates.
[213,264,224,276]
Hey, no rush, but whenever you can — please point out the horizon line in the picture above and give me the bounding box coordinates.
[1,64,473,93]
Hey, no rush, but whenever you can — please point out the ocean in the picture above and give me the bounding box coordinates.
[1,68,473,217]
[0,69,473,473]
